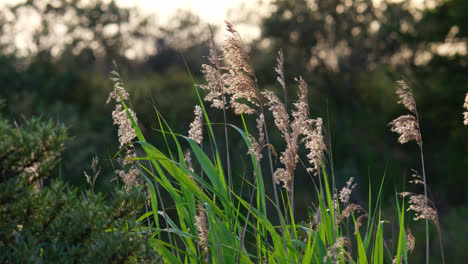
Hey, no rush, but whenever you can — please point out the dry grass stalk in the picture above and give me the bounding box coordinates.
[463,91,468,125]
[188,105,204,144]
[84,156,101,190]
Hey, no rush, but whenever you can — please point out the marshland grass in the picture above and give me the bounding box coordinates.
[108,22,448,263]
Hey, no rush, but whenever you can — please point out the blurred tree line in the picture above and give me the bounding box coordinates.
[0,0,467,261]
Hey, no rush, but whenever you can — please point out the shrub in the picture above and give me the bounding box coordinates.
[0,114,155,263]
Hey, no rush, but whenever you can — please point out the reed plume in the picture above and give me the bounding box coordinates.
[339,177,356,204]
[188,105,203,144]
[222,21,260,115]
[200,31,226,110]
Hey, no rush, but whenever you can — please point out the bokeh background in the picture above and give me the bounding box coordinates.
[1,0,467,262]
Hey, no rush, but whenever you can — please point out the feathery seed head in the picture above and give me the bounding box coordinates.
[195,203,209,252]
[118,168,139,192]
[184,150,194,173]
[200,64,226,109]
[389,115,422,146]
[223,70,259,114]
[275,49,286,93]
[221,21,260,114]
[396,80,417,113]
[273,168,290,189]
[407,194,438,223]
[339,177,356,204]
[303,118,326,175]
[262,90,290,135]
[108,71,137,148]
[112,104,138,148]
[189,105,204,144]
[223,22,255,76]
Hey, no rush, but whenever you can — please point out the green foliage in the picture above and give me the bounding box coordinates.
[0,115,155,263]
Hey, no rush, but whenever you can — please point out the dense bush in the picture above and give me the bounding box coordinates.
[0,114,155,263]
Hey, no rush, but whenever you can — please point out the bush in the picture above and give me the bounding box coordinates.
[0,115,155,263]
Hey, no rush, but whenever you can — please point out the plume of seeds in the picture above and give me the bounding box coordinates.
[107,71,138,152]
[302,117,326,175]
[188,105,204,144]
[389,80,422,146]
[200,31,227,110]
[275,49,287,104]
[117,168,139,192]
[222,21,260,115]
[463,91,468,125]
[339,177,356,204]
[407,194,438,223]
[107,70,141,191]
[195,202,209,253]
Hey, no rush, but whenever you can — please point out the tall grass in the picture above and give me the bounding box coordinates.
[106,22,447,263]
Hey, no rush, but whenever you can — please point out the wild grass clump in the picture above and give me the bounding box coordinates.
[107,21,448,263]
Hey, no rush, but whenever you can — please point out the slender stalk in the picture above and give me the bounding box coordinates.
[223,106,232,201]
[326,102,336,244]
[148,161,175,255]
[237,187,257,264]
[261,106,288,255]
[290,177,294,221]
[414,107,429,264]
[419,146,430,264]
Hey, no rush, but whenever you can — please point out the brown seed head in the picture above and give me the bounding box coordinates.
[389,115,422,146]
[407,194,438,223]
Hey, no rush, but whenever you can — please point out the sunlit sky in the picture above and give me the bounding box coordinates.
[0,0,450,59]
